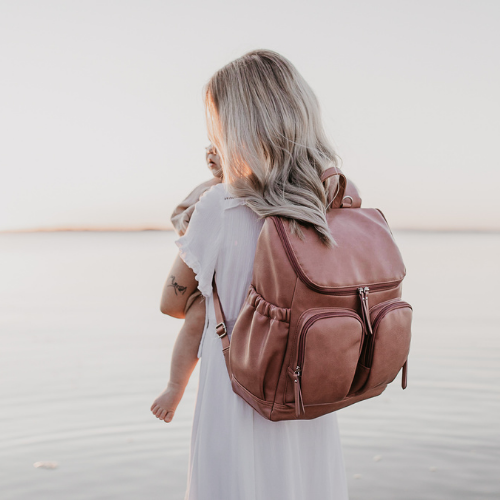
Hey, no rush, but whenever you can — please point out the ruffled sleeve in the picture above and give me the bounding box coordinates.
[174,183,224,298]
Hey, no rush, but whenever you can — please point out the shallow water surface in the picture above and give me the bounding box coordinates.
[0,231,499,499]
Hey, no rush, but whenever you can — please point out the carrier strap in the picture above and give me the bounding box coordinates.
[321,167,347,209]
[212,275,232,377]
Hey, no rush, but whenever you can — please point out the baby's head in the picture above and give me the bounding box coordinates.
[205,143,223,179]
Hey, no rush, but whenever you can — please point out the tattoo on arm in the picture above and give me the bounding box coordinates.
[168,275,187,296]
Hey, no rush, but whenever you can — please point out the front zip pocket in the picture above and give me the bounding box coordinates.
[291,308,364,416]
[359,299,413,391]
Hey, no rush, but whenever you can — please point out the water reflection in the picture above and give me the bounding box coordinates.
[0,231,498,499]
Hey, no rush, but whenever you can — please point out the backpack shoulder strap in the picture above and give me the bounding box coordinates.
[212,275,232,377]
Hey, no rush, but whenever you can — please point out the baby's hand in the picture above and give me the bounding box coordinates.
[150,382,185,423]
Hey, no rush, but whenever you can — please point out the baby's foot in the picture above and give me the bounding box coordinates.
[150,382,184,423]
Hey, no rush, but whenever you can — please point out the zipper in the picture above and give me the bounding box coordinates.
[293,309,364,416]
[272,217,403,295]
[371,300,412,334]
[369,297,402,318]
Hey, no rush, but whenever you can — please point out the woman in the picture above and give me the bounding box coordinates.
[161,49,349,500]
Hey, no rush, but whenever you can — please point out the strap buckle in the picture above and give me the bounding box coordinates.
[216,322,227,338]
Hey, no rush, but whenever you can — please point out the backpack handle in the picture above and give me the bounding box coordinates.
[321,167,347,209]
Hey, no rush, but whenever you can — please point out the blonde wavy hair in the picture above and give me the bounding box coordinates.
[204,49,341,246]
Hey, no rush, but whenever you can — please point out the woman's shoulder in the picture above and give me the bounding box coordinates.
[197,182,247,212]
[193,181,226,214]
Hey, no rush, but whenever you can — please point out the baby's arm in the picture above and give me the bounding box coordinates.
[151,292,205,423]
[153,166,221,422]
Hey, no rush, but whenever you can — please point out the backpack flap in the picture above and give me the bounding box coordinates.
[273,210,406,293]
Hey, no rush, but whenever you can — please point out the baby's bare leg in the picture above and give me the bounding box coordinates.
[151,292,205,423]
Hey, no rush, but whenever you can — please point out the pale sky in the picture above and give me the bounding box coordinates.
[1,0,499,231]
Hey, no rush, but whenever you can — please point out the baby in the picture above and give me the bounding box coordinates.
[150,144,222,423]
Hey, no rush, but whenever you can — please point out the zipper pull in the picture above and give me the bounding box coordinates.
[358,287,373,335]
[401,360,408,389]
[294,366,305,417]
[363,287,372,335]
[358,287,367,331]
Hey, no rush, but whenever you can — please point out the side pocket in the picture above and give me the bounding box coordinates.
[229,285,290,402]
[362,299,413,390]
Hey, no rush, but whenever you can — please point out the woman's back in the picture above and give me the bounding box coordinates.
[176,182,349,500]
[213,183,265,328]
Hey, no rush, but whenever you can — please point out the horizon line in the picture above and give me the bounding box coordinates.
[1,226,500,235]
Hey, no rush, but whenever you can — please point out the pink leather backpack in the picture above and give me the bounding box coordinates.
[213,167,412,421]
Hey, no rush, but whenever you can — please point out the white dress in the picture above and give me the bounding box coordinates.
[175,182,349,500]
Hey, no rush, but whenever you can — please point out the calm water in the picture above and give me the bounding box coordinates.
[0,231,499,500]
